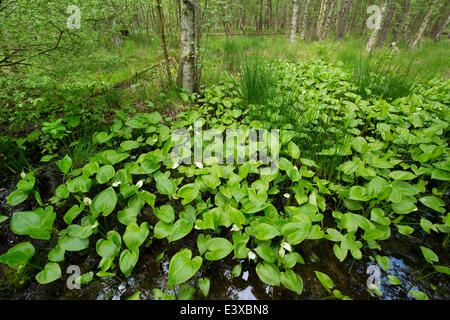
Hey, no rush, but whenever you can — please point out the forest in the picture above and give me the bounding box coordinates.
[0,0,449,301]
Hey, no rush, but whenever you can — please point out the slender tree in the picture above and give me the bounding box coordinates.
[433,13,450,41]
[289,0,300,43]
[335,0,352,40]
[301,0,311,40]
[409,0,436,49]
[366,0,388,52]
[321,0,337,39]
[178,0,198,93]
[376,0,397,47]
[155,0,172,83]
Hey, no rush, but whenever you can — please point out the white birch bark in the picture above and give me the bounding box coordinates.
[178,0,196,93]
[365,0,387,52]
[434,13,450,42]
[289,0,300,43]
[409,1,435,49]
[301,0,310,40]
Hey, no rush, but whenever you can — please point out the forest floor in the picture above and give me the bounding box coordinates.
[0,35,449,300]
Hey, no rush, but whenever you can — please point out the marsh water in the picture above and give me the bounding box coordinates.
[1,173,449,300]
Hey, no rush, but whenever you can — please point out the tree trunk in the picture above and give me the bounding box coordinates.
[178,0,198,93]
[376,0,396,47]
[316,0,329,39]
[155,0,172,83]
[289,0,300,43]
[321,0,337,39]
[365,0,388,52]
[433,13,450,41]
[335,0,352,40]
[301,0,311,40]
[409,1,436,49]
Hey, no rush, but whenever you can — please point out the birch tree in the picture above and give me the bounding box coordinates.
[409,0,436,49]
[289,0,300,43]
[178,0,198,93]
[335,0,352,40]
[321,0,337,39]
[433,13,450,42]
[301,0,311,40]
[365,0,387,52]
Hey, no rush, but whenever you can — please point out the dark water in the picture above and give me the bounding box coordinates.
[1,179,449,300]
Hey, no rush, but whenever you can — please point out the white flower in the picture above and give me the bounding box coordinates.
[248,251,256,260]
[194,161,203,169]
[136,180,144,188]
[112,181,122,187]
[283,193,290,199]
[302,90,307,94]
[281,242,292,252]
[279,247,286,257]
[231,224,240,232]
[83,197,92,206]
[20,172,26,179]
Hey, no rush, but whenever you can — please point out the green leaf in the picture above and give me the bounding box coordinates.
[60,235,89,252]
[177,183,199,205]
[315,271,334,293]
[155,205,175,224]
[90,188,118,217]
[10,207,56,240]
[178,283,195,300]
[63,204,85,225]
[74,272,94,285]
[168,219,193,243]
[36,263,62,284]
[0,215,9,224]
[288,142,300,159]
[6,190,28,207]
[409,290,428,300]
[256,262,281,287]
[387,275,401,285]
[0,242,35,269]
[119,249,139,277]
[127,292,142,300]
[123,222,149,251]
[281,222,310,245]
[232,264,242,278]
[198,277,211,297]
[96,165,115,184]
[55,184,69,199]
[205,238,234,261]
[376,255,390,272]
[419,246,439,264]
[281,269,303,294]
[154,172,177,195]
[168,249,202,286]
[389,171,416,181]
[433,265,450,275]
[96,231,122,259]
[419,196,446,213]
[254,223,280,241]
[58,155,73,175]
[397,225,414,235]
[67,175,92,193]
[48,246,65,262]
[392,198,417,214]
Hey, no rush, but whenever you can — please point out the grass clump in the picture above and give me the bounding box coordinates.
[238,55,279,106]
